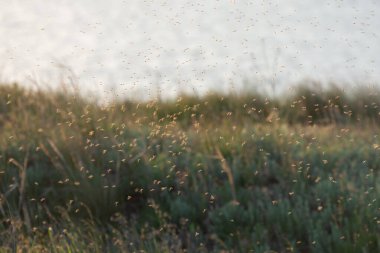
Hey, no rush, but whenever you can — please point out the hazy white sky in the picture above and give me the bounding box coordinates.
[1,0,379,99]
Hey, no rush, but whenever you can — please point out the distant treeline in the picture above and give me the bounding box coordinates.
[1,82,380,127]
[125,82,380,126]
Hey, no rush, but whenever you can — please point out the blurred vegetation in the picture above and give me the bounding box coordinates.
[0,82,379,252]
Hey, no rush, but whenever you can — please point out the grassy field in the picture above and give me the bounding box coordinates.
[0,82,379,252]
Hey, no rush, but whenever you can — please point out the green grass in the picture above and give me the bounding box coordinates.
[0,82,379,252]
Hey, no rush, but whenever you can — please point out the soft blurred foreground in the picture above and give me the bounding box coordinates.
[0,82,379,252]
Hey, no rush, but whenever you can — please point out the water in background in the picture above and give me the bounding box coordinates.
[1,0,379,100]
